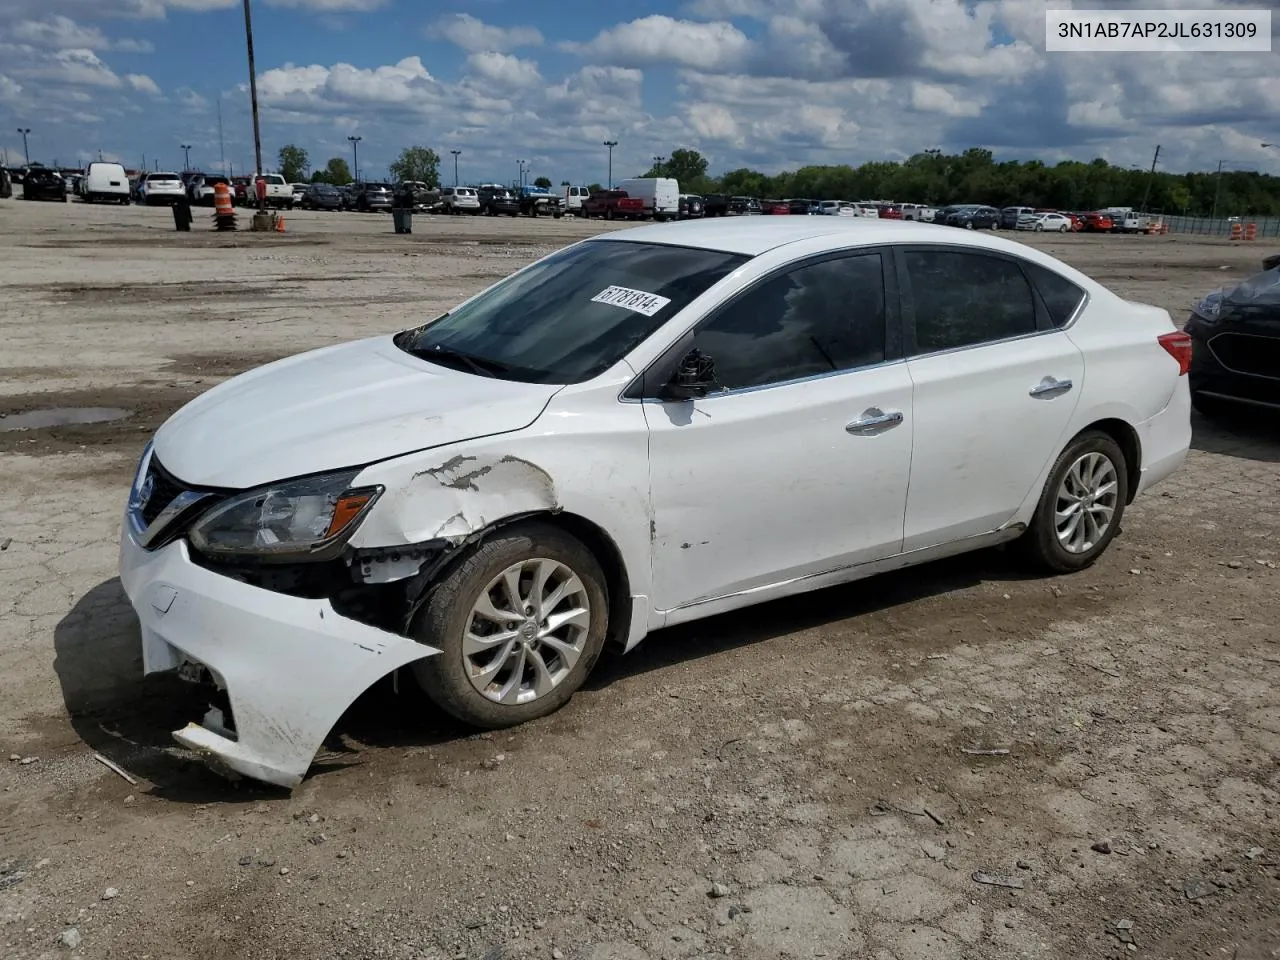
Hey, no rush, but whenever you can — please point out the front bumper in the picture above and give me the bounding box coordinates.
[1188,320,1280,410]
[118,525,438,788]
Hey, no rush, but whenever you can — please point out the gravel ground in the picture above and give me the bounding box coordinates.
[1,199,1278,960]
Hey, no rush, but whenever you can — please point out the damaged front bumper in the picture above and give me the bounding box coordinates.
[118,525,439,788]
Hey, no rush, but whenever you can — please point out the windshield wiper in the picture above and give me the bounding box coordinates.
[411,343,511,378]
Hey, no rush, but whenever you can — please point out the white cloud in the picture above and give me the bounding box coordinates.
[563,15,752,72]
[48,48,123,88]
[263,0,388,10]
[687,102,743,146]
[430,13,544,53]
[911,82,981,118]
[0,75,23,102]
[11,16,108,48]
[464,52,542,90]
[126,73,160,95]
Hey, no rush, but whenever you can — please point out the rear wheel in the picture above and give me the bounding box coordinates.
[411,523,609,728]
[1020,430,1128,573]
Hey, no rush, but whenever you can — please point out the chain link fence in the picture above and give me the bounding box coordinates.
[1158,214,1280,238]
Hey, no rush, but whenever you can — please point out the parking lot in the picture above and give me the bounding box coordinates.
[2,199,1278,960]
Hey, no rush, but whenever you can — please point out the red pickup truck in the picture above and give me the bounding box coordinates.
[582,190,646,220]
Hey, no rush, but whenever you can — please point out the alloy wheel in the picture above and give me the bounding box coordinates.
[1054,452,1119,554]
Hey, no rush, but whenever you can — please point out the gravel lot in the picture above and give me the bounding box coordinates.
[2,199,1278,960]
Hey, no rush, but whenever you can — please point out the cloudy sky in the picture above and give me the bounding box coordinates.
[0,0,1277,184]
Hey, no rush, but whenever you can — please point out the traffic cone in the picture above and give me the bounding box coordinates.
[275,214,286,233]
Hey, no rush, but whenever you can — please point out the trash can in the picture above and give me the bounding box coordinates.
[392,207,412,234]
[172,197,193,232]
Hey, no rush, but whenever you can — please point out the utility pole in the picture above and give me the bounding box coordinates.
[603,140,617,188]
[1211,159,1224,220]
[217,96,225,173]
[517,158,526,189]
[242,0,264,209]
[347,135,361,182]
[181,144,192,171]
[17,128,31,165]
[1139,144,1160,214]
[450,149,461,186]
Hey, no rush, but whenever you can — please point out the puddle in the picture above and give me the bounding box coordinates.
[0,407,132,432]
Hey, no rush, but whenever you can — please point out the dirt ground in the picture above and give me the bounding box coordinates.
[2,199,1278,960]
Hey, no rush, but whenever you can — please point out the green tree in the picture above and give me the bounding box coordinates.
[389,146,440,187]
[534,176,552,189]
[642,148,710,189]
[278,144,308,183]
[310,157,352,185]
[587,183,603,193]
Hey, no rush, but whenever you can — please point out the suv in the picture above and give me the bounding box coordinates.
[1000,206,1037,229]
[441,185,481,214]
[477,184,520,216]
[353,182,393,212]
[189,174,232,206]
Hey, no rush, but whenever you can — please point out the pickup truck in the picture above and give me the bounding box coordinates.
[582,190,645,220]
[249,173,292,209]
[518,186,564,218]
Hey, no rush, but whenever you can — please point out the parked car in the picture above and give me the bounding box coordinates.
[231,176,251,205]
[478,184,521,216]
[582,189,645,220]
[563,185,592,215]
[81,161,131,204]
[785,198,815,216]
[189,174,232,206]
[116,217,1192,789]
[395,181,438,212]
[701,194,730,217]
[247,173,292,209]
[678,194,705,219]
[618,177,680,221]
[900,203,937,222]
[1000,206,1037,229]
[1017,212,1073,233]
[877,204,903,220]
[299,183,344,211]
[943,205,999,229]
[852,204,881,219]
[290,183,309,206]
[440,185,481,214]
[335,184,356,210]
[22,166,65,202]
[726,196,759,216]
[353,182,393,212]
[1186,261,1280,417]
[1080,212,1115,233]
[138,172,185,205]
[760,199,791,215]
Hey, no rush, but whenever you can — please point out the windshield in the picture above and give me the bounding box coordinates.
[397,240,748,384]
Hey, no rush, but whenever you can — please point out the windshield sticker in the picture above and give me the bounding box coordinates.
[591,285,672,317]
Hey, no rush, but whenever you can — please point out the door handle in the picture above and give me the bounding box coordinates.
[846,407,904,435]
[1029,376,1073,398]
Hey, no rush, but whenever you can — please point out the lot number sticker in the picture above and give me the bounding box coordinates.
[591,285,672,317]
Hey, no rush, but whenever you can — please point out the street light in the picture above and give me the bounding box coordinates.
[181,144,192,171]
[603,140,618,189]
[517,158,526,189]
[653,155,665,175]
[16,128,31,165]
[347,135,362,182]
[450,149,461,186]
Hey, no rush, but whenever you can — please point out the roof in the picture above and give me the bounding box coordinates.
[590,217,1032,257]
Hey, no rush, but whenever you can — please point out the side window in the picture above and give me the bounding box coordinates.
[904,250,1036,354]
[1023,262,1086,328]
[692,254,886,392]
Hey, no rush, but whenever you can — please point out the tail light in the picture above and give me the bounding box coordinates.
[1158,331,1192,375]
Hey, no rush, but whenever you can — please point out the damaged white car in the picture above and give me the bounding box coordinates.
[120,218,1191,788]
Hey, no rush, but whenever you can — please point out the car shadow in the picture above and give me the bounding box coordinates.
[1191,409,1280,463]
[53,545,1045,800]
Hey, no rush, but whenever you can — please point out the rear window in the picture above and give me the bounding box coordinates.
[1024,262,1086,328]
[150,174,179,181]
[457,188,476,197]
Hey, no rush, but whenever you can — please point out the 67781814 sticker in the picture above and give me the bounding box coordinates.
[590,285,672,317]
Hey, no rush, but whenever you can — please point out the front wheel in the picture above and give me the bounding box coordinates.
[411,523,609,728]
[1059,224,1069,232]
[1020,430,1128,573]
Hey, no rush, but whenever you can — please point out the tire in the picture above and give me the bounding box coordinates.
[1020,430,1128,573]
[1034,223,1043,232]
[410,523,609,729]
[1059,224,1069,233]
[605,208,614,221]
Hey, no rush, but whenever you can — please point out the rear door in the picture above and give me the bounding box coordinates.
[897,246,1085,550]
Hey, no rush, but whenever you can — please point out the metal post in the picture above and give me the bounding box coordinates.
[17,128,31,165]
[181,144,192,171]
[603,140,617,189]
[242,0,265,210]
[1139,144,1160,214]
[348,136,361,182]
[1211,159,1223,220]
[217,97,225,173]
[653,155,664,175]
[451,149,461,186]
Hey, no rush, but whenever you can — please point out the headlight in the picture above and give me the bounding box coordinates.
[188,469,382,562]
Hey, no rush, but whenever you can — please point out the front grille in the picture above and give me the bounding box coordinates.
[1209,332,1280,380]
[141,456,188,525]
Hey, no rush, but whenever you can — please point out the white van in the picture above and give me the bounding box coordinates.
[563,185,591,214]
[82,162,131,204]
[617,177,680,221]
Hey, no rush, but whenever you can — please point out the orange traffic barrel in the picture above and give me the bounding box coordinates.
[214,182,233,217]
[1244,222,1257,241]
[1229,222,1242,241]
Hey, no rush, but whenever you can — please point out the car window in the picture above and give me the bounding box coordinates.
[398,240,748,385]
[690,254,887,392]
[1023,262,1086,328]
[905,250,1036,353]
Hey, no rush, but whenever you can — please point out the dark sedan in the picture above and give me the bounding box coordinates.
[22,167,66,202]
[1187,262,1280,417]
[942,204,999,229]
[299,183,344,211]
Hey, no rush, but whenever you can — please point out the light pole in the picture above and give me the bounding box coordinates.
[242,0,264,211]
[653,155,665,175]
[181,144,192,171]
[603,140,617,188]
[517,158,526,189]
[17,128,31,165]
[347,135,362,182]
[450,149,461,186]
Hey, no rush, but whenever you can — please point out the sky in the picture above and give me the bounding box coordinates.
[0,0,1277,186]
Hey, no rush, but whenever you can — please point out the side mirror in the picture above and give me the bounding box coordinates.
[658,347,717,401]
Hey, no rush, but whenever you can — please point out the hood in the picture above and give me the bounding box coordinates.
[153,336,561,489]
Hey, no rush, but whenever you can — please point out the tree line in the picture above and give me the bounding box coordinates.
[276,143,1280,216]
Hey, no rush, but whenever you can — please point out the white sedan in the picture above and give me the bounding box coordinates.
[118,218,1192,788]
[1018,212,1074,232]
[138,172,186,205]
